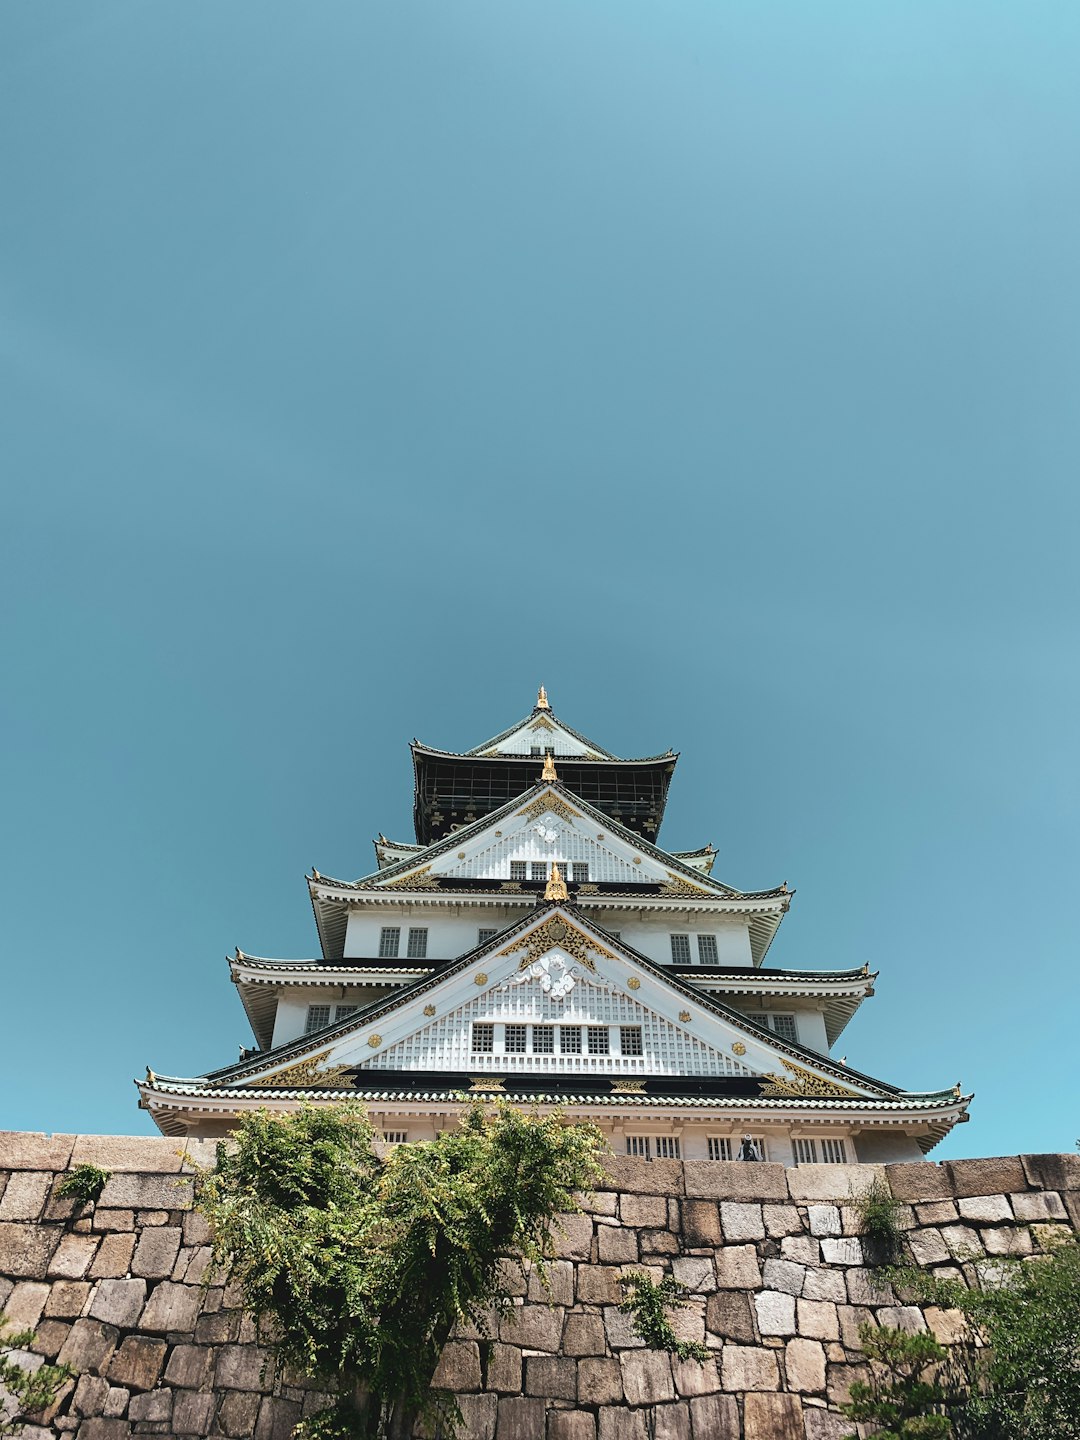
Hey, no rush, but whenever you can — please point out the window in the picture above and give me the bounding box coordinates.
[670,934,691,964]
[769,1013,798,1043]
[406,927,428,959]
[335,1005,358,1022]
[378,927,401,959]
[708,1137,733,1161]
[572,863,589,883]
[821,1139,847,1164]
[472,1023,494,1053]
[533,1025,554,1055]
[587,1026,609,1056]
[793,1138,817,1165]
[530,746,542,756]
[530,862,548,882]
[505,1024,527,1054]
[626,1136,651,1159]
[655,1137,681,1160]
[697,934,718,964]
[305,1005,331,1033]
[559,1026,582,1054]
[510,862,527,881]
[478,928,499,945]
[382,1131,408,1145]
[735,1136,769,1161]
[544,746,555,757]
[619,1026,643,1057]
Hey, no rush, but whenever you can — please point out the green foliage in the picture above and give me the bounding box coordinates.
[897,1232,1080,1440]
[196,1100,606,1439]
[841,1322,952,1440]
[0,1313,74,1437]
[618,1273,709,1363]
[56,1164,111,1205]
[854,1177,907,1268]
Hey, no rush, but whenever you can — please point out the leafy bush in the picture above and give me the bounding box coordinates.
[196,1100,605,1439]
[854,1176,906,1268]
[841,1322,952,1439]
[0,1314,74,1437]
[56,1164,110,1205]
[618,1273,709,1363]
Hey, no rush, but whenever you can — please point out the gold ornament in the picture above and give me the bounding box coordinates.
[659,870,713,897]
[679,1011,691,1023]
[475,972,488,986]
[423,1004,436,1017]
[536,685,551,710]
[468,1076,506,1092]
[732,1042,747,1057]
[541,753,558,782]
[545,862,569,901]
[517,794,581,823]
[760,1058,858,1099]
[367,1034,382,1049]
[499,916,614,973]
[381,865,440,890]
[627,977,641,991]
[249,1050,353,1089]
[611,1079,646,1093]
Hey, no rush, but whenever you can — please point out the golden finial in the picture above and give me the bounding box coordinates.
[536,684,551,710]
[545,861,569,902]
[541,752,558,782]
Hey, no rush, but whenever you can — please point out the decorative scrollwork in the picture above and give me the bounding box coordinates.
[468,1076,506,1093]
[659,870,713,897]
[759,1058,858,1099]
[248,1050,353,1089]
[380,866,440,890]
[498,916,614,974]
[611,1079,646,1093]
[517,795,582,823]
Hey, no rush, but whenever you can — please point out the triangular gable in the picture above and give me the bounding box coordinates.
[218,906,883,1099]
[470,712,611,759]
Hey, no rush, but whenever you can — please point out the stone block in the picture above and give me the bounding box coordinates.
[883,1162,952,1202]
[807,1204,841,1237]
[3,1280,50,1328]
[177,1244,214,1285]
[165,1345,215,1389]
[944,1157,1027,1198]
[755,1290,796,1336]
[131,1227,182,1279]
[620,1194,668,1227]
[671,1355,719,1397]
[89,1233,136,1279]
[432,1341,482,1392]
[93,1211,135,1233]
[215,1344,275,1391]
[0,1132,75,1170]
[527,1260,573,1306]
[819,1237,862,1266]
[845,1270,894,1306]
[486,1342,521,1392]
[652,1403,691,1440]
[494,1396,545,1440]
[827,1361,868,1408]
[670,1300,707,1349]
[97,1174,193,1210]
[74,1420,133,1439]
[721,1344,779,1391]
[787,1164,881,1202]
[524,1354,575,1400]
[597,1226,638,1264]
[939,1225,984,1258]
[877,1306,926,1332]
[139,1281,202,1333]
[552,1213,593,1260]
[801,1269,845,1303]
[688,1393,739,1438]
[562,1313,606,1356]
[803,1409,850,1440]
[583,1191,618,1216]
[681,1200,722,1246]
[907,1228,950,1266]
[217,1391,261,1436]
[762,1258,805,1296]
[785,1337,826,1392]
[705,1291,755,1344]
[72,1374,110,1417]
[598,1409,649,1440]
[1020,1152,1080,1193]
[89,1280,147,1329]
[254,1396,303,1440]
[107,1336,167,1391]
[719,1202,764,1241]
[171,1390,216,1436]
[194,1309,241,1344]
[621,1349,675,1405]
[46,1280,92,1318]
[181,1210,212,1246]
[0,1222,60,1277]
[0,1171,51,1220]
[958,1194,1012,1224]
[797,1299,839,1340]
[1012,1191,1068,1221]
[602,1306,645,1349]
[575,1265,622,1305]
[57,1318,120,1374]
[780,1235,820,1265]
[683,1162,788,1201]
[837,1305,876,1350]
[602,1156,684,1195]
[642,1229,680,1257]
[744,1392,805,1439]
[127,1390,171,1423]
[763,1204,802,1237]
[672,1256,716,1294]
[578,1356,622,1405]
[49,1234,100,1279]
[982,1227,1032,1256]
[69,1136,186,1174]
[924,1306,968,1345]
[915,1200,958,1224]
[548,1414,596,1440]
[30,1318,71,1358]
[499,1305,564,1351]
[457,1393,498,1440]
[714,1244,761,1289]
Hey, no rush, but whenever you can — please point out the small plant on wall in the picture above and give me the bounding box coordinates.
[56,1164,111,1206]
[0,1314,74,1438]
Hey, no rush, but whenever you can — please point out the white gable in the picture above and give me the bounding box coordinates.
[479,715,606,758]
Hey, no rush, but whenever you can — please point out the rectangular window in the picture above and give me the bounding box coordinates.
[708,1137,733,1161]
[626,1136,651,1160]
[378,927,401,959]
[821,1139,847,1164]
[587,1026,610,1056]
[533,1025,554,1055]
[478,928,499,945]
[472,1023,494,1053]
[530,862,548,882]
[305,1004,331,1034]
[335,1005,358,1022]
[505,1024,527,1054]
[382,1132,408,1145]
[559,1026,582,1055]
[669,934,691,964]
[770,1013,798,1043]
[793,1138,818,1165]
[655,1137,681,1160]
[697,934,719,964]
[619,1026,643,1057]
[510,862,527,881]
[530,746,542,756]
[544,746,555,756]
[572,863,589,883]
[406,927,428,959]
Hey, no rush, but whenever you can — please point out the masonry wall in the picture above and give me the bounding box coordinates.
[1,1133,1077,1440]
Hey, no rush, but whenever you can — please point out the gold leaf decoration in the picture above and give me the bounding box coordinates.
[517,794,581,823]
[248,1051,353,1089]
[499,916,614,974]
[611,1079,646,1093]
[474,973,488,986]
[679,1011,691,1023]
[732,1042,747,1057]
[367,1034,382,1049]
[759,1058,859,1099]
[659,871,713,897]
[627,977,641,991]
[468,1076,506,1093]
[531,714,555,731]
[381,866,440,891]
[423,1004,436,1017]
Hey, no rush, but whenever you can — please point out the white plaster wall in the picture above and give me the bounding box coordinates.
[595,913,754,968]
[721,1000,831,1055]
[271,985,394,1047]
[343,906,530,959]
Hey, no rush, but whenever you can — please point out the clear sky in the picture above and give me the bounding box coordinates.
[2,3,1077,1157]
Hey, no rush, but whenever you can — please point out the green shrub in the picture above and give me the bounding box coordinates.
[618,1273,709,1363]
[841,1322,952,1439]
[854,1176,906,1268]
[0,1313,74,1437]
[56,1164,110,1205]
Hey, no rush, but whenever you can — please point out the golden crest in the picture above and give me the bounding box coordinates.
[367,1035,382,1049]
[423,1004,436,1017]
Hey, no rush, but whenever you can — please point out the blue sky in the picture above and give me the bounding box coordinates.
[2,3,1077,1157]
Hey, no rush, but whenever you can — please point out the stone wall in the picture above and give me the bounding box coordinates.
[1,1132,1077,1439]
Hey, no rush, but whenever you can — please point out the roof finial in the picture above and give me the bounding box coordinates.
[541,752,558,782]
[545,861,569,902]
[536,684,550,711]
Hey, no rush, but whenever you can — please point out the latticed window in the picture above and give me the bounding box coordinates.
[821,1139,847,1164]
[505,1024,527,1054]
[708,1137,733,1161]
[305,1005,331,1033]
[382,1132,408,1145]
[572,863,589,883]
[655,1137,680,1159]
[478,929,499,945]
[530,862,548,882]
[697,934,718,964]
[510,862,527,880]
[559,1026,582,1054]
[533,1025,554,1054]
[335,1005,358,1022]
[619,1026,643,1057]
[770,1013,798,1042]
[793,1138,817,1165]
[587,1026,609,1056]
[669,934,691,964]
[530,747,542,756]
[378,927,401,959]
[407,927,428,959]
[626,1136,651,1159]
[472,1023,494,1053]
